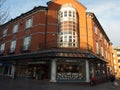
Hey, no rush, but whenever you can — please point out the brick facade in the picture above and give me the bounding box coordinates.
[0,0,114,83]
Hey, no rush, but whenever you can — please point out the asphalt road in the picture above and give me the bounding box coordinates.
[0,78,120,90]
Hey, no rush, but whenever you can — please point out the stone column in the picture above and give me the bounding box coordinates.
[50,59,57,82]
[86,60,90,82]
[11,64,15,79]
[91,63,94,75]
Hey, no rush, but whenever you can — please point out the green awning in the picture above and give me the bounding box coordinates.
[0,49,107,62]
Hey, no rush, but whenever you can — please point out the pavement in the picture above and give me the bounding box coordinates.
[0,78,120,90]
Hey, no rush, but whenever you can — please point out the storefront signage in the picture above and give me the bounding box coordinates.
[28,61,46,64]
[57,73,84,80]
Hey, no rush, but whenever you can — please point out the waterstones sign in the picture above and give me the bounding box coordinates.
[57,73,85,80]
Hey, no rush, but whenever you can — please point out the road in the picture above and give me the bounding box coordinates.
[0,78,120,90]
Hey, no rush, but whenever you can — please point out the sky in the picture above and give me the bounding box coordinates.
[2,0,120,46]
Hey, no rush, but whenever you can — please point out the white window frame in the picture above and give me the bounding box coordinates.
[94,25,97,34]
[96,42,99,54]
[0,43,5,53]
[23,36,31,50]
[100,33,102,40]
[2,29,7,37]
[13,24,18,33]
[59,31,77,47]
[10,40,16,52]
[25,18,33,29]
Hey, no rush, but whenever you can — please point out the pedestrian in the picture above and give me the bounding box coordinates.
[110,74,116,88]
[90,75,96,86]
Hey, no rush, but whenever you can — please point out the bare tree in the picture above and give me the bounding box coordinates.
[0,0,9,25]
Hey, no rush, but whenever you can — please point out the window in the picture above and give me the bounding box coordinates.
[117,54,120,57]
[101,46,104,56]
[64,11,67,17]
[113,54,115,57]
[57,60,85,81]
[13,24,18,33]
[23,36,31,50]
[73,11,75,17]
[100,33,102,40]
[58,4,78,48]
[60,12,63,17]
[115,49,120,51]
[114,60,116,64]
[118,59,120,63]
[94,25,97,34]
[69,11,72,17]
[0,43,5,53]
[104,39,106,45]
[59,31,77,47]
[25,18,33,29]
[96,42,99,54]
[10,40,16,53]
[2,29,7,37]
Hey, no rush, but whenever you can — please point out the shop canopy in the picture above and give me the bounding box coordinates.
[0,49,108,63]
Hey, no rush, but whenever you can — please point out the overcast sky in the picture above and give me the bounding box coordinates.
[3,0,120,46]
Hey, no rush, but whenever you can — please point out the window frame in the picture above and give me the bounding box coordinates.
[94,25,97,34]
[2,29,7,37]
[25,18,33,29]
[10,40,16,52]
[13,24,19,33]
[59,31,77,47]
[0,43,5,53]
[23,36,31,50]
[96,42,99,54]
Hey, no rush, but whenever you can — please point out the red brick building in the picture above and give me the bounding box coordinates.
[0,0,113,83]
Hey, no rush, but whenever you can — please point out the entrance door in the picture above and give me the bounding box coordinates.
[36,64,49,80]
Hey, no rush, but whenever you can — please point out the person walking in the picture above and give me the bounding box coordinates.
[110,74,116,88]
[90,75,96,86]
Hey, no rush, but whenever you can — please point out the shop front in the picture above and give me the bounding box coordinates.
[0,49,108,83]
[16,60,50,80]
[89,60,108,82]
[56,60,86,82]
[1,63,12,76]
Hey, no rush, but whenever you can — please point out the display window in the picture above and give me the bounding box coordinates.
[56,60,86,81]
